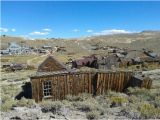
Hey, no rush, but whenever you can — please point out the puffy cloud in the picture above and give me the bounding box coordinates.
[29,31,49,35]
[73,29,80,32]
[11,28,16,32]
[86,29,93,33]
[0,27,8,32]
[42,28,52,32]
[93,29,131,35]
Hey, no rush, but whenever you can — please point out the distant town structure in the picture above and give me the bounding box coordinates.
[1,42,31,55]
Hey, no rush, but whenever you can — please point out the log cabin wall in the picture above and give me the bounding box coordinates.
[96,71,133,95]
[31,71,152,102]
[31,72,95,102]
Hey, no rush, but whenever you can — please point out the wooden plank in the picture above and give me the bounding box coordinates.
[39,78,43,101]
[100,73,104,94]
[119,73,124,92]
[123,72,127,89]
[114,72,117,91]
[74,74,78,95]
[88,73,92,93]
[100,73,103,94]
[111,73,114,91]
[111,72,114,90]
[77,74,81,94]
[115,73,118,91]
[117,72,121,92]
[51,76,55,100]
[64,75,68,96]
[67,74,70,95]
[81,73,84,93]
[60,75,64,99]
[116,72,119,92]
[102,73,106,94]
[37,78,40,102]
[84,73,88,93]
[96,73,100,94]
[104,73,108,92]
[108,73,111,90]
[97,73,103,95]
[31,79,38,102]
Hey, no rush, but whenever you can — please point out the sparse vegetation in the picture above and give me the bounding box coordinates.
[75,99,99,112]
[127,87,156,101]
[1,33,160,119]
[15,97,35,107]
[1,98,16,112]
[40,100,63,113]
[110,96,128,107]
[86,111,99,120]
[139,102,160,119]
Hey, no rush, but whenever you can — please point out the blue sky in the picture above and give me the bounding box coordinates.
[1,1,160,39]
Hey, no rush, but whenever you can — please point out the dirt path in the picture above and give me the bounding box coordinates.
[27,54,47,66]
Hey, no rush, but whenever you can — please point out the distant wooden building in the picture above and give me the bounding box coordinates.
[42,45,52,50]
[72,55,98,69]
[97,54,131,70]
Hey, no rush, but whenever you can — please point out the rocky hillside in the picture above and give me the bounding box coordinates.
[1,31,160,53]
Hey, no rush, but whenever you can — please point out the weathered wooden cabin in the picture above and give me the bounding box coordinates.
[30,55,152,102]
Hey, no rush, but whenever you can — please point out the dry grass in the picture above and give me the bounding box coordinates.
[139,102,160,119]
[40,100,63,113]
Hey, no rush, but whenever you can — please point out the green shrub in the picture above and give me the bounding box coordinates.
[110,96,128,107]
[76,101,95,112]
[65,95,81,101]
[128,95,141,103]
[154,96,160,107]
[75,98,104,115]
[95,95,111,108]
[40,100,63,113]
[86,111,99,120]
[1,99,16,112]
[105,90,118,97]
[15,97,35,107]
[120,105,140,119]
[127,87,155,101]
[78,93,92,101]
[74,98,98,112]
[139,103,160,119]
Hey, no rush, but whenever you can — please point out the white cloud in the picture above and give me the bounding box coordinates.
[0,27,8,32]
[29,31,49,35]
[11,28,16,32]
[42,28,52,32]
[86,29,93,33]
[73,29,80,32]
[93,29,131,35]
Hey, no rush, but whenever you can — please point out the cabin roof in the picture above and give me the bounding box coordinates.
[132,74,151,81]
[37,55,69,72]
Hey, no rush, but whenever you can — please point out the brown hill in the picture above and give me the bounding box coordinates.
[1,31,160,53]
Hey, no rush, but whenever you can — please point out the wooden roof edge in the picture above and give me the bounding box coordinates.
[132,74,152,81]
[30,70,134,79]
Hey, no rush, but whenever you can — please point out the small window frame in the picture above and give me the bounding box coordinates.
[43,80,52,98]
